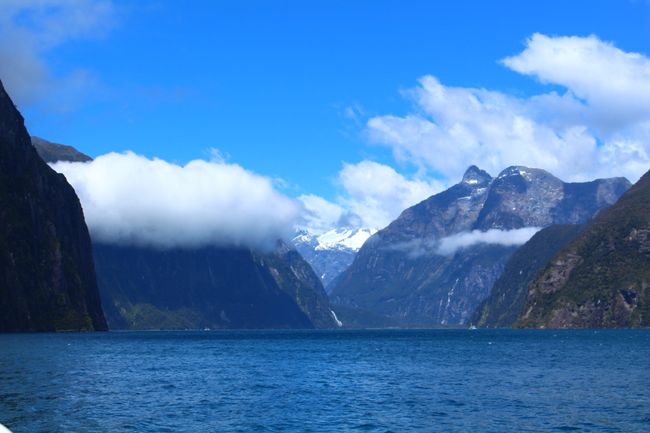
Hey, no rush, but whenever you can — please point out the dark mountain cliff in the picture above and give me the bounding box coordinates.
[0,81,107,331]
[331,166,630,327]
[94,242,337,330]
[517,169,650,328]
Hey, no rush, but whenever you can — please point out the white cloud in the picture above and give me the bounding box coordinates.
[436,228,541,256]
[299,160,444,234]
[502,33,650,129]
[0,0,115,106]
[51,152,300,250]
[298,194,345,235]
[367,34,650,185]
[385,227,540,258]
[337,160,444,229]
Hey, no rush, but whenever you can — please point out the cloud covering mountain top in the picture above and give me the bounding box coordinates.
[51,152,300,249]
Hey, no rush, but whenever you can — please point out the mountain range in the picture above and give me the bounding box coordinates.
[0,79,646,331]
[330,165,631,327]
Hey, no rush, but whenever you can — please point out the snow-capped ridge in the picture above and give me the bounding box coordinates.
[314,227,376,252]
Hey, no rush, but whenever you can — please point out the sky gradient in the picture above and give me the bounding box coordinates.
[2,0,650,241]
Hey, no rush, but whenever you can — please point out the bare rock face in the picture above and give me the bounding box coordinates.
[517,170,650,328]
[331,165,630,327]
[0,81,107,331]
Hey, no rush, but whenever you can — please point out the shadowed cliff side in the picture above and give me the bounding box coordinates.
[474,224,585,328]
[0,81,107,331]
[94,242,337,330]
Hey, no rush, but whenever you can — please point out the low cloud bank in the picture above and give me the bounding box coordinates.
[437,228,541,256]
[51,152,300,249]
[386,227,541,258]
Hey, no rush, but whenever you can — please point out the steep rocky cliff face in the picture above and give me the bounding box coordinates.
[0,81,107,332]
[94,242,337,330]
[474,224,585,328]
[331,166,630,327]
[517,170,650,328]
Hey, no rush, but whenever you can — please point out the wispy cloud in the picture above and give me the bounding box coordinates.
[436,228,541,256]
[0,0,116,108]
[51,152,300,250]
[384,228,541,258]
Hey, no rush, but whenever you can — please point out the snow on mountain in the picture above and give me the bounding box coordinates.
[291,227,376,291]
[313,228,375,251]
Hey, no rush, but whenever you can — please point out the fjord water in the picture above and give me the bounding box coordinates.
[0,330,648,432]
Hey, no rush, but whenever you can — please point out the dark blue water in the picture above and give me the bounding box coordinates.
[0,330,648,432]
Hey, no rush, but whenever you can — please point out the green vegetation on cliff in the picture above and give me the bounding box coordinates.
[474,224,584,327]
[517,170,650,328]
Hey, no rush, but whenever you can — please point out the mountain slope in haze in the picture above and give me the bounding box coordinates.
[94,242,338,330]
[474,224,585,328]
[0,81,107,332]
[517,170,650,328]
[292,228,375,291]
[31,136,92,163]
[331,166,630,327]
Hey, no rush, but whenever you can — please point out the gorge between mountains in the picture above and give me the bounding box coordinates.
[1,80,649,331]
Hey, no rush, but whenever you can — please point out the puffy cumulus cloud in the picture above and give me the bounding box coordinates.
[51,152,300,250]
[0,0,115,106]
[297,160,443,233]
[436,228,541,256]
[337,160,444,229]
[502,33,650,129]
[368,34,650,185]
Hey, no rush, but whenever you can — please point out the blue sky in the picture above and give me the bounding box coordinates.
[3,0,650,239]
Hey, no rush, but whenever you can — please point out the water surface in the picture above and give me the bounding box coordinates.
[1,329,648,432]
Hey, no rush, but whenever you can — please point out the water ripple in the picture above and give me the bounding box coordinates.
[0,329,648,432]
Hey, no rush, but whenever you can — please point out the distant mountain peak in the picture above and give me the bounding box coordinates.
[314,227,376,252]
[462,165,492,186]
[332,163,631,328]
[31,136,92,163]
[292,227,377,290]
